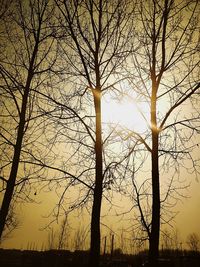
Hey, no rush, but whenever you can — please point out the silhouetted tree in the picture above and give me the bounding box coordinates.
[47,228,57,250]
[0,0,57,240]
[161,229,173,250]
[187,232,199,252]
[121,1,200,266]
[46,215,71,250]
[51,1,135,266]
[73,225,88,251]
[57,214,70,250]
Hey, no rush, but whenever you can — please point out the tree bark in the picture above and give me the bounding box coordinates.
[149,84,160,267]
[149,131,160,267]
[89,89,103,267]
[0,33,38,239]
[0,77,30,239]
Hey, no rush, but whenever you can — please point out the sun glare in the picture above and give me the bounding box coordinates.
[102,94,150,133]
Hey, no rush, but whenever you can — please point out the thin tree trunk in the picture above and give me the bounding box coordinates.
[0,37,38,239]
[89,89,103,267]
[0,79,30,239]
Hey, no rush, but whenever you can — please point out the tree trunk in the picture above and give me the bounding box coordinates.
[0,22,40,239]
[0,85,29,239]
[149,131,160,267]
[89,89,103,267]
[149,85,160,267]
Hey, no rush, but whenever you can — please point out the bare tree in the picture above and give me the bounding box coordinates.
[161,229,173,250]
[46,215,71,250]
[119,0,200,266]
[74,226,88,251]
[0,0,57,240]
[172,228,182,251]
[187,232,199,252]
[47,1,135,266]
[57,215,70,250]
[47,228,57,250]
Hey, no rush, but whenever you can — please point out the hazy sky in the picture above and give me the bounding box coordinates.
[1,0,200,253]
[1,176,200,251]
[1,97,200,251]
[1,84,200,252]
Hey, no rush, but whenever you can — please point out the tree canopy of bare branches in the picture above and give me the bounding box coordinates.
[121,0,200,266]
[0,0,58,240]
[46,0,136,266]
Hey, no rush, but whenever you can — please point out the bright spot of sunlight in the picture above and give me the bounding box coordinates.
[102,94,150,133]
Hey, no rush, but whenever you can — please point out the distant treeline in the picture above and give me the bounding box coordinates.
[0,248,200,267]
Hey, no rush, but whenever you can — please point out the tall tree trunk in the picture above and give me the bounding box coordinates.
[89,89,103,267]
[149,131,160,267]
[0,79,30,239]
[149,86,160,267]
[0,17,40,239]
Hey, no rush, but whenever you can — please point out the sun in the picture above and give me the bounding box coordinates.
[102,93,150,133]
